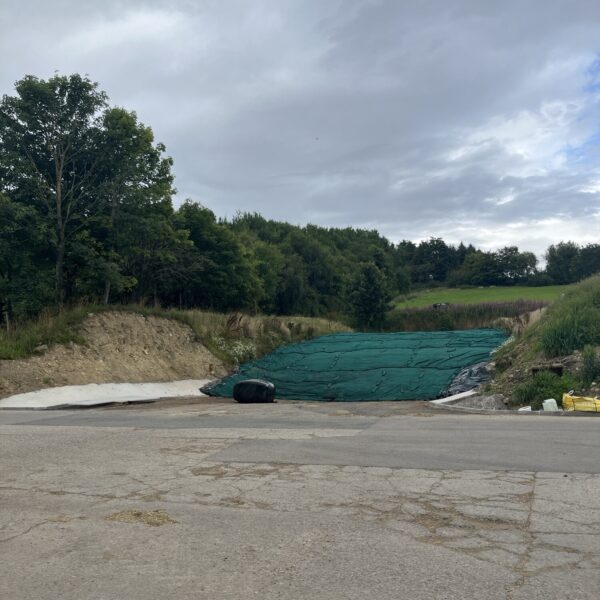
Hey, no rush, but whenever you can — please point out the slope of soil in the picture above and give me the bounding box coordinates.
[0,311,226,398]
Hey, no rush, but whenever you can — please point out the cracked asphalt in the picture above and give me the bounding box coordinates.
[1,400,599,599]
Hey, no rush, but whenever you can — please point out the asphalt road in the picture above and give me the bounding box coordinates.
[2,400,599,599]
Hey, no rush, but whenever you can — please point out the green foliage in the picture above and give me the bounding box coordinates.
[581,345,600,388]
[545,242,579,285]
[172,201,259,311]
[409,237,457,283]
[0,74,174,316]
[537,276,600,357]
[351,263,389,330]
[447,246,537,286]
[545,241,600,284]
[230,213,399,317]
[0,194,54,320]
[0,74,110,306]
[2,72,600,328]
[512,371,576,410]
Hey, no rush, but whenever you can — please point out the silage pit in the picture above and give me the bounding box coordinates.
[203,329,508,402]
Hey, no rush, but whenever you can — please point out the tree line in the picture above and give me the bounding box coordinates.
[1,74,599,329]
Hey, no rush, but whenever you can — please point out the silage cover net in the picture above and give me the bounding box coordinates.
[204,328,507,401]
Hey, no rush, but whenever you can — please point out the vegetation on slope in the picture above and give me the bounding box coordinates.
[491,276,600,408]
[386,300,547,332]
[0,305,350,365]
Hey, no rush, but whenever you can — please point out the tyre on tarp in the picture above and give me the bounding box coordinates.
[233,379,276,403]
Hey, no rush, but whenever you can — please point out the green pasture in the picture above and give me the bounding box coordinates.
[395,285,570,309]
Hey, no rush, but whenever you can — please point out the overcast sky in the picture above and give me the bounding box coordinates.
[2,1,600,257]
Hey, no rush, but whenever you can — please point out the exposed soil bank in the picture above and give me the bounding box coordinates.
[0,312,226,398]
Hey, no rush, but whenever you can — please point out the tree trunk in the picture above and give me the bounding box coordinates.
[104,189,119,305]
[103,280,111,305]
[56,231,65,310]
[55,156,66,310]
[2,299,9,334]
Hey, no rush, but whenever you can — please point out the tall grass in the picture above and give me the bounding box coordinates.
[147,308,351,365]
[0,304,351,363]
[581,345,600,387]
[537,276,600,357]
[386,299,547,332]
[0,307,90,359]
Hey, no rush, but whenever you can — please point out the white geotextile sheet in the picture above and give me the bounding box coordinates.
[0,379,211,410]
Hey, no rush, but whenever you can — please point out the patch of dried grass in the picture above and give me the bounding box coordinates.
[105,509,177,527]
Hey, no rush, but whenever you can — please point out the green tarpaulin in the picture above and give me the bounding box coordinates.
[203,328,507,401]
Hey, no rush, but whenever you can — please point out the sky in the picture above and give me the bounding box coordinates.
[2,0,600,258]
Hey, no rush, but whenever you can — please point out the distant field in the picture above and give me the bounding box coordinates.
[395,285,570,308]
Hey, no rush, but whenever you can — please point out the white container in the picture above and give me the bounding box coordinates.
[542,398,559,412]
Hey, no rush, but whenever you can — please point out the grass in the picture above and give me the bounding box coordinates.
[0,306,90,359]
[152,308,351,366]
[0,304,351,364]
[386,299,547,332]
[394,285,570,309]
[581,345,600,388]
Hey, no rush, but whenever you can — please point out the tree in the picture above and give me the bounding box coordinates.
[247,239,285,313]
[351,263,389,330]
[448,252,501,286]
[0,74,108,307]
[0,193,53,327]
[276,255,310,315]
[395,266,411,294]
[546,242,579,284]
[0,75,176,309]
[95,107,174,303]
[175,201,258,311]
[410,237,457,283]
[574,244,600,280]
[496,246,537,284]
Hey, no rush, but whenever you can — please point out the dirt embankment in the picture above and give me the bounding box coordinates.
[494,306,547,335]
[0,312,226,398]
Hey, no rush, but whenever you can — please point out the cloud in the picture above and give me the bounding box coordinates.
[1,0,600,257]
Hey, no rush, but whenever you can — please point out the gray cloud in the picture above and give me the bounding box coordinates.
[2,0,600,257]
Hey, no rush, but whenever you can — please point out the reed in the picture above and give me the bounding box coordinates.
[386,299,548,332]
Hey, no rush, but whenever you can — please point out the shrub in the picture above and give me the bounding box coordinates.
[512,371,577,410]
[581,345,600,388]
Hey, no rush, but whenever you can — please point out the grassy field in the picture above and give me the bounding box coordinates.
[395,285,570,308]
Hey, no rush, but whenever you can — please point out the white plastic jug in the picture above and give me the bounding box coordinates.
[542,398,559,412]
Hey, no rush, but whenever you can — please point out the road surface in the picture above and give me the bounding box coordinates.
[1,400,599,599]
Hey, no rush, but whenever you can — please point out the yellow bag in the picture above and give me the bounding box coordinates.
[562,393,600,412]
